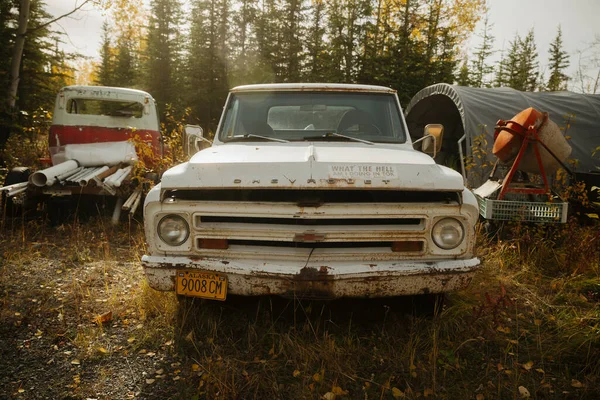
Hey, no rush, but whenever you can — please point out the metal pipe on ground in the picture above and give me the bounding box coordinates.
[30,160,79,187]
[79,166,109,187]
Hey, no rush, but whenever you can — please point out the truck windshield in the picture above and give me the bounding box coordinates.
[218,91,406,144]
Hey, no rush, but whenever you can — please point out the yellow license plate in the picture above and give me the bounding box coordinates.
[176,271,227,301]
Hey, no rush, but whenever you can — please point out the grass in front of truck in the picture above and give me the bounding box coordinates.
[0,217,598,399]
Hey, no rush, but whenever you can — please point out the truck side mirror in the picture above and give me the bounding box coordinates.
[420,124,444,158]
[183,124,211,158]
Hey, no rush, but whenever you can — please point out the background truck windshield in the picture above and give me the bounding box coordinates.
[218,91,407,143]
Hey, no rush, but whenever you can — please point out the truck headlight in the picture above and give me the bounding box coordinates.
[432,218,464,250]
[157,215,190,246]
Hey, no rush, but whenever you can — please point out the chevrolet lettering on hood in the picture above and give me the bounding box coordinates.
[142,83,480,302]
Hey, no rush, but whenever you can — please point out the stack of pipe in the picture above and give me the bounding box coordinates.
[104,166,133,188]
[0,182,28,197]
[79,166,110,187]
[122,188,143,215]
[30,160,79,187]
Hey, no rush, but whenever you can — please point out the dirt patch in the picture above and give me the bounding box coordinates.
[0,220,199,399]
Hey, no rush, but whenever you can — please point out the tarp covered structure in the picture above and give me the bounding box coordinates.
[405,83,600,187]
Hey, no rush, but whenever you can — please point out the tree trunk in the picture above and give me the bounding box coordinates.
[7,0,31,110]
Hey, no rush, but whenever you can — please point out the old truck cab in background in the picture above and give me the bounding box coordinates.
[142,83,480,301]
[1,86,162,221]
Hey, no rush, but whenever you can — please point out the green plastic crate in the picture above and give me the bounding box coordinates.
[476,194,568,223]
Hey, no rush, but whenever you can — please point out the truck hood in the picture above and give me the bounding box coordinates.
[161,142,465,191]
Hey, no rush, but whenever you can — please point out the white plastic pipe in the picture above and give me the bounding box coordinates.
[79,166,109,187]
[73,168,99,184]
[7,186,27,197]
[65,141,138,167]
[68,167,94,182]
[0,181,28,192]
[111,197,124,225]
[107,166,133,188]
[122,189,141,210]
[104,167,127,186]
[129,191,143,215]
[56,166,83,182]
[30,160,79,187]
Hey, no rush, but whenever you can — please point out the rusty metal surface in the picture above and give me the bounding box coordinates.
[144,199,477,260]
[142,255,480,298]
[230,83,396,94]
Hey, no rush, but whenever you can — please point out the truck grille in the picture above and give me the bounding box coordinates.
[178,198,468,261]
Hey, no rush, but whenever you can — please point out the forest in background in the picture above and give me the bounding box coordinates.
[0,0,581,150]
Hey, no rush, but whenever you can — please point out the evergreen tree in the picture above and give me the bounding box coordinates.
[17,0,69,112]
[95,22,114,86]
[457,59,471,86]
[186,0,230,130]
[326,0,371,83]
[547,26,569,91]
[433,27,459,84]
[280,0,305,81]
[144,0,184,111]
[113,36,137,87]
[230,0,258,85]
[496,35,520,88]
[0,0,73,152]
[515,29,539,91]
[254,0,282,81]
[470,14,494,88]
[305,0,327,82]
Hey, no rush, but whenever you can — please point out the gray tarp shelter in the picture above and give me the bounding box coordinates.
[405,83,600,188]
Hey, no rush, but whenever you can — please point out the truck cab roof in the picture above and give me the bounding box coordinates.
[230,83,397,94]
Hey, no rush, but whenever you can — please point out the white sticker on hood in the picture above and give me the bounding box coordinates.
[328,164,398,179]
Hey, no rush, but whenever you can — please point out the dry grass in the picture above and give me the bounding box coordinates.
[0,216,599,399]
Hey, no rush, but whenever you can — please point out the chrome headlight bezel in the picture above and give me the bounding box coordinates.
[431,217,465,250]
[157,214,190,246]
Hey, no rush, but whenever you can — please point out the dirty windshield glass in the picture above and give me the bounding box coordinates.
[67,99,144,118]
[218,91,406,143]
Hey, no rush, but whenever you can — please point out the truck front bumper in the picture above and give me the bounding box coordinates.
[142,255,481,298]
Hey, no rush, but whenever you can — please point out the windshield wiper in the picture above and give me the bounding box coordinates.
[302,132,374,145]
[226,134,289,143]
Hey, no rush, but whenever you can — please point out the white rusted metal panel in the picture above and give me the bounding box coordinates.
[142,255,480,297]
[230,83,396,94]
[53,86,159,131]
[160,143,465,191]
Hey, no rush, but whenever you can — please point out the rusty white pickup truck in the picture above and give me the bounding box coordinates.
[141,83,480,301]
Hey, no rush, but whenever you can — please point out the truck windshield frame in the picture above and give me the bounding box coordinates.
[218,91,407,144]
